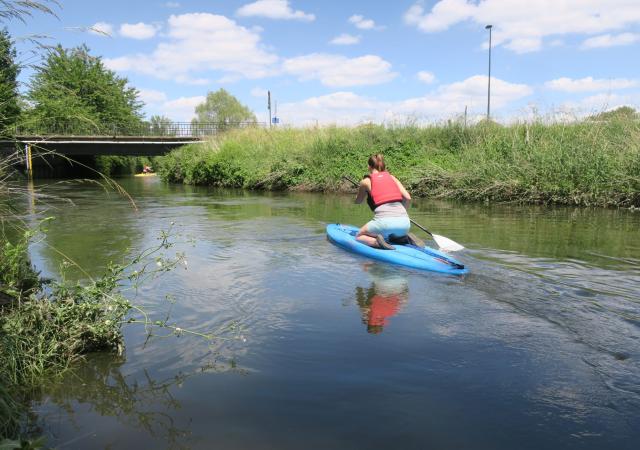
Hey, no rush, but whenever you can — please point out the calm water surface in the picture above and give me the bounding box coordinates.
[18,177,640,449]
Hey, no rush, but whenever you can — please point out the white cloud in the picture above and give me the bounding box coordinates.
[89,22,114,37]
[283,53,397,87]
[237,0,315,21]
[278,92,381,125]
[404,0,473,33]
[348,14,382,30]
[119,22,160,40]
[138,90,206,121]
[578,93,640,111]
[164,1,180,7]
[278,75,531,125]
[404,0,640,53]
[417,71,435,84]
[161,96,206,121]
[396,75,531,114]
[138,89,168,105]
[251,87,269,97]
[104,13,278,83]
[581,32,640,49]
[545,77,638,93]
[330,33,361,45]
[557,92,640,119]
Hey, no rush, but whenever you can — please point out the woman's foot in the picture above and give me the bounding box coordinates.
[376,235,395,250]
[406,233,425,248]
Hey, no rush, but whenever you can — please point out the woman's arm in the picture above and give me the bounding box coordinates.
[392,176,411,208]
[355,178,371,204]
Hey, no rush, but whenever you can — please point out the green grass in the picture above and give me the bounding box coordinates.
[157,118,640,207]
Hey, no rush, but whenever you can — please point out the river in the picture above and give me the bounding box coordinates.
[17,176,640,449]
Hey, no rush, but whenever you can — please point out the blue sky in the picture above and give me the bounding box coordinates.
[6,0,640,125]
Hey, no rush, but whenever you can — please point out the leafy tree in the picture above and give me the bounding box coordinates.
[22,45,143,134]
[192,88,256,132]
[0,28,20,134]
[149,115,174,135]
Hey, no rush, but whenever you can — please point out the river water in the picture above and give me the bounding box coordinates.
[18,177,640,449]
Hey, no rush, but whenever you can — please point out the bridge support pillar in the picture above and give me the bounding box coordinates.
[25,144,33,179]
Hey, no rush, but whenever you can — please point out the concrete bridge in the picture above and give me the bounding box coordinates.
[0,121,265,177]
[1,121,264,156]
[6,135,202,157]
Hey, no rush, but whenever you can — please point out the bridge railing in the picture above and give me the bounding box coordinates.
[14,121,266,137]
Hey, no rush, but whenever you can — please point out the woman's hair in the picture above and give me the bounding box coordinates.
[368,153,386,171]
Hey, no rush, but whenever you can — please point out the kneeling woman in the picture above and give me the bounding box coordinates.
[355,154,422,250]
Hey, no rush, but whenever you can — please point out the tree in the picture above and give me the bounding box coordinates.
[0,28,20,134]
[22,45,143,134]
[192,88,256,132]
[149,115,174,136]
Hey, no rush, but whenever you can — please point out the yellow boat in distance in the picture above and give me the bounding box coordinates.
[134,172,157,177]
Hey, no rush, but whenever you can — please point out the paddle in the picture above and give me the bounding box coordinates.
[342,175,465,252]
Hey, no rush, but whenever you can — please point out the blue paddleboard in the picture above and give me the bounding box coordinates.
[326,224,468,275]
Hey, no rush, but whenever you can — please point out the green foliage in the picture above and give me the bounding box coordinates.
[0,279,131,384]
[0,28,20,134]
[0,230,40,302]
[149,115,174,135]
[192,89,256,131]
[0,224,188,441]
[20,45,143,134]
[94,156,155,176]
[158,118,640,207]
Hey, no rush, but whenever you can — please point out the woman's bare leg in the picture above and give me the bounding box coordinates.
[356,224,380,248]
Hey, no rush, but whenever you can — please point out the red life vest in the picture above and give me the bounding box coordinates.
[369,171,403,208]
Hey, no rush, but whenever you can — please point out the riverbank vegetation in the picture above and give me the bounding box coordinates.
[157,111,640,207]
[0,221,188,443]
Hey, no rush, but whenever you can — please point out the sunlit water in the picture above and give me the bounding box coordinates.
[15,177,640,449]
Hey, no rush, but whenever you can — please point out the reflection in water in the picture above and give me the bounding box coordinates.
[33,353,243,449]
[33,354,191,449]
[355,263,409,334]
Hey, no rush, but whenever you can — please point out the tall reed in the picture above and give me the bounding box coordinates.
[157,117,640,207]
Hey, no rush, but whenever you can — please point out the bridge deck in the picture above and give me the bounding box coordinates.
[1,135,205,156]
[15,135,203,143]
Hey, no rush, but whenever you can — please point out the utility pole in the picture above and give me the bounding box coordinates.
[268,90,272,128]
[485,24,493,121]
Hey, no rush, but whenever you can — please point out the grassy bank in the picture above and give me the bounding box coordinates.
[0,227,132,441]
[157,118,640,207]
[0,220,187,443]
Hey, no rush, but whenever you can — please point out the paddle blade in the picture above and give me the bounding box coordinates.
[432,234,465,252]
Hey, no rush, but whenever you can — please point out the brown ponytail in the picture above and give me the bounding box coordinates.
[367,153,386,171]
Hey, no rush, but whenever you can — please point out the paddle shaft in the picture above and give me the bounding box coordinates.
[342,176,434,237]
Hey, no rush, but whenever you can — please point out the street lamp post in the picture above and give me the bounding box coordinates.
[485,24,493,121]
